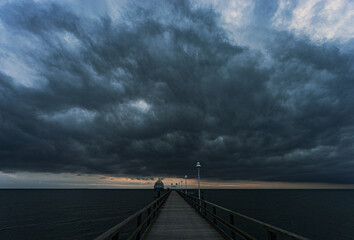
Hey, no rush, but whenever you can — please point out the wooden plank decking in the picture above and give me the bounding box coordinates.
[144,191,225,240]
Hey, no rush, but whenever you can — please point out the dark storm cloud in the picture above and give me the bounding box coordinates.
[0,0,354,184]
[131,177,156,181]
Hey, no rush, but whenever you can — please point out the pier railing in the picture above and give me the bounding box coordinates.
[177,190,310,240]
[95,190,170,240]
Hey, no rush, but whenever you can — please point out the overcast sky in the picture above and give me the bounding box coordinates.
[0,0,354,188]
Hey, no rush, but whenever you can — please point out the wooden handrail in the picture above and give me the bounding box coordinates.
[126,195,168,240]
[178,190,310,240]
[202,206,257,240]
[95,190,171,240]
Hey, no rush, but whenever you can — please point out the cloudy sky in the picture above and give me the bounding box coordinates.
[0,0,354,188]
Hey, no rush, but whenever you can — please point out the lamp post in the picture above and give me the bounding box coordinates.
[196,162,201,203]
[185,175,187,194]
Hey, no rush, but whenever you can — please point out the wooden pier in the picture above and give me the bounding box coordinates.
[95,190,310,240]
[144,191,224,240]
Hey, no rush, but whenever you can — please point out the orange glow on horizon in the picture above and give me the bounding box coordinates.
[85,174,354,189]
[1,171,352,189]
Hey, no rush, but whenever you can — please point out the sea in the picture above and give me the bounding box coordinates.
[0,189,353,240]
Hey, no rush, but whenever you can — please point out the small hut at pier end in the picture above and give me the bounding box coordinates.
[154,178,164,197]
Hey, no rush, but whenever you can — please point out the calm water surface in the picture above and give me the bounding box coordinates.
[0,189,353,240]
[204,189,354,240]
[0,190,153,240]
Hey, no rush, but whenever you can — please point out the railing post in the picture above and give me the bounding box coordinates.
[199,192,204,213]
[230,214,235,240]
[112,232,120,240]
[203,201,207,216]
[147,206,151,226]
[213,206,217,225]
[267,230,276,240]
[153,202,156,217]
[197,197,199,212]
[136,214,142,240]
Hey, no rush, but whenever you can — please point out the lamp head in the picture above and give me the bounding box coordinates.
[196,162,201,168]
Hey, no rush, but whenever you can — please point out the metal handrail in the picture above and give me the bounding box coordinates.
[177,191,310,240]
[95,190,171,240]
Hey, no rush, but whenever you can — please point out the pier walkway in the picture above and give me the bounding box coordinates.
[145,191,224,240]
[95,190,310,240]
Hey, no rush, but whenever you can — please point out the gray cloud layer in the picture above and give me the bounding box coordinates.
[0,0,353,184]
